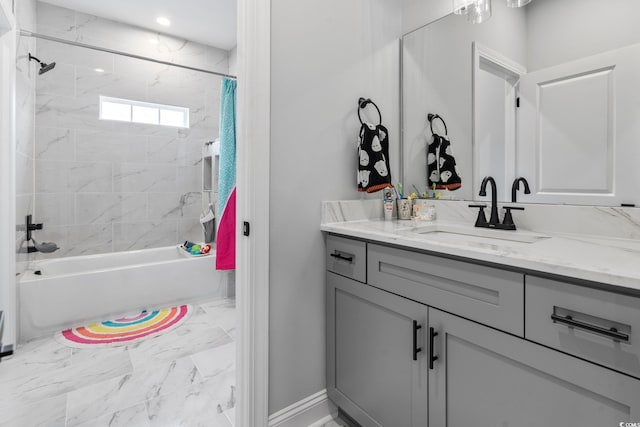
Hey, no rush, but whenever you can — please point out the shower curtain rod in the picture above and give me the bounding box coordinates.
[19,30,237,80]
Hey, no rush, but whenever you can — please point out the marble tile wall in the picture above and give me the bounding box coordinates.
[321,199,640,241]
[33,2,229,258]
[15,0,38,273]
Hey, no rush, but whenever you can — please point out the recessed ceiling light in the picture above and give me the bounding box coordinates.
[94,68,105,73]
[156,17,171,26]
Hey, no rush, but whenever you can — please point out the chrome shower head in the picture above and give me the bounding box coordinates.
[28,53,56,75]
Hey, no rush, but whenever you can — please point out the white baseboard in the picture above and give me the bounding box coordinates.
[268,389,336,427]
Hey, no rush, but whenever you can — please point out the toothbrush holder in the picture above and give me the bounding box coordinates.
[396,199,413,220]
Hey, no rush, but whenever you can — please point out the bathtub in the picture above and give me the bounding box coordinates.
[19,246,228,342]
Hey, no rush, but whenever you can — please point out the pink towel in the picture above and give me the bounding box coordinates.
[216,188,236,270]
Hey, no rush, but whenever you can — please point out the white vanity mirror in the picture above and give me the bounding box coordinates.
[402,0,640,206]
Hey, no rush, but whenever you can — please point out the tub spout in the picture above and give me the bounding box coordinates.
[20,239,59,254]
[31,239,59,253]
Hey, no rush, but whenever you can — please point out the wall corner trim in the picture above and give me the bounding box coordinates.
[268,389,336,427]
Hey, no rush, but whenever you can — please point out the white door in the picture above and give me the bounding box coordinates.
[473,43,525,202]
[517,43,640,206]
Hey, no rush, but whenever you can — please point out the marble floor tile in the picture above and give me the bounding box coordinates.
[3,298,235,426]
[70,344,130,366]
[201,371,236,416]
[0,341,132,408]
[128,322,233,370]
[146,382,233,427]
[0,394,67,427]
[226,328,237,340]
[200,299,236,335]
[0,337,72,383]
[200,297,232,309]
[191,340,235,379]
[70,403,151,427]
[183,305,218,328]
[66,356,203,425]
[223,407,236,426]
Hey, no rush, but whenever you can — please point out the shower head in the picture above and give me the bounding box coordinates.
[28,53,56,75]
[38,61,56,75]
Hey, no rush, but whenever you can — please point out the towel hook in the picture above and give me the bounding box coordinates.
[428,113,448,135]
[357,97,382,126]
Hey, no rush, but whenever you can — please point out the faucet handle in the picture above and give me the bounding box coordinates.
[502,206,525,229]
[469,204,488,228]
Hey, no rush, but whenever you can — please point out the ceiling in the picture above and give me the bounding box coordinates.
[39,0,237,50]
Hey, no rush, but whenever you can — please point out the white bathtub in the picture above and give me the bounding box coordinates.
[19,246,227,342]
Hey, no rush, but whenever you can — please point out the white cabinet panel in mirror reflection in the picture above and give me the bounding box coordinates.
[402,0,640,206]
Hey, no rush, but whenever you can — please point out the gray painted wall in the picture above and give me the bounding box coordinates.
[402,0,452,35]
[269,0,403,414]
[526,0,640,71]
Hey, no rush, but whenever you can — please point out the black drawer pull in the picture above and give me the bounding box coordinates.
[413,321,422,361]
[429,327,439,369]
[550,314,629,343]
[330,252,353,263]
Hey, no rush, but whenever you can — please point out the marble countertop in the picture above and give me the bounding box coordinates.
[321,218,640,292]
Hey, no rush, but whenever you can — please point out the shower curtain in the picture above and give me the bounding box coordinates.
[216,78,237,270]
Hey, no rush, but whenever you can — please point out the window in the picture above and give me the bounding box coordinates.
[99,96,189,128]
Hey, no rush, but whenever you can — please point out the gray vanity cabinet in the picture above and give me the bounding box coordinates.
[428,308,640,426]
[326,235,640,426]
[327,272,428,427]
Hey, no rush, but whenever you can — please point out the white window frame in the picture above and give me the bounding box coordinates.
[99,95,190,128]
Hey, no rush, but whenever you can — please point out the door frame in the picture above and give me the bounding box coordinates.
[236,0,270,425]
[0,0,273,421]
[472,42,526,200]
[0,0,17,350]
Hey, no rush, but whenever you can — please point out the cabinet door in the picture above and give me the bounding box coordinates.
[327,272,428,427]
[429,308,640,427]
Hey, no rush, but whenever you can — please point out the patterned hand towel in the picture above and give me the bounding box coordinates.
[358,122,393,193]
[427,115,462,191]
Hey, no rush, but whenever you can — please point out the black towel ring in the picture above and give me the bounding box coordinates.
[358,97,382,125]
[428,113,448,135]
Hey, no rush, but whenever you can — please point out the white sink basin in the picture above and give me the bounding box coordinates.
[410,223,549,244]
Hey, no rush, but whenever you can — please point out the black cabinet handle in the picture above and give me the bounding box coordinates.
[429,327,439,369]
[330,252,353,263]
[550,314,629,343]
[413,321,422,361]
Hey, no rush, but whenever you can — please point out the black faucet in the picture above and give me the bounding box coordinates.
[21,215,59,253]
[469,176,524,230]
[511,177,531,203]
[479,176,500,226]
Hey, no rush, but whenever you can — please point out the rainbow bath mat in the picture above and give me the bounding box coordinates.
[56,305,192,348]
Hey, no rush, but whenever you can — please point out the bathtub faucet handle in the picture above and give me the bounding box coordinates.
[23,215,58,253]
[25,214,43,241]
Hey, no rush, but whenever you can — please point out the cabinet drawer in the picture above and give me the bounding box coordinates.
[526,276,640,379]
[368,244,524,336]
[326,235,366,283]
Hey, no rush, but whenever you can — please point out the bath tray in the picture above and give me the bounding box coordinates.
[176,244,212,258]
